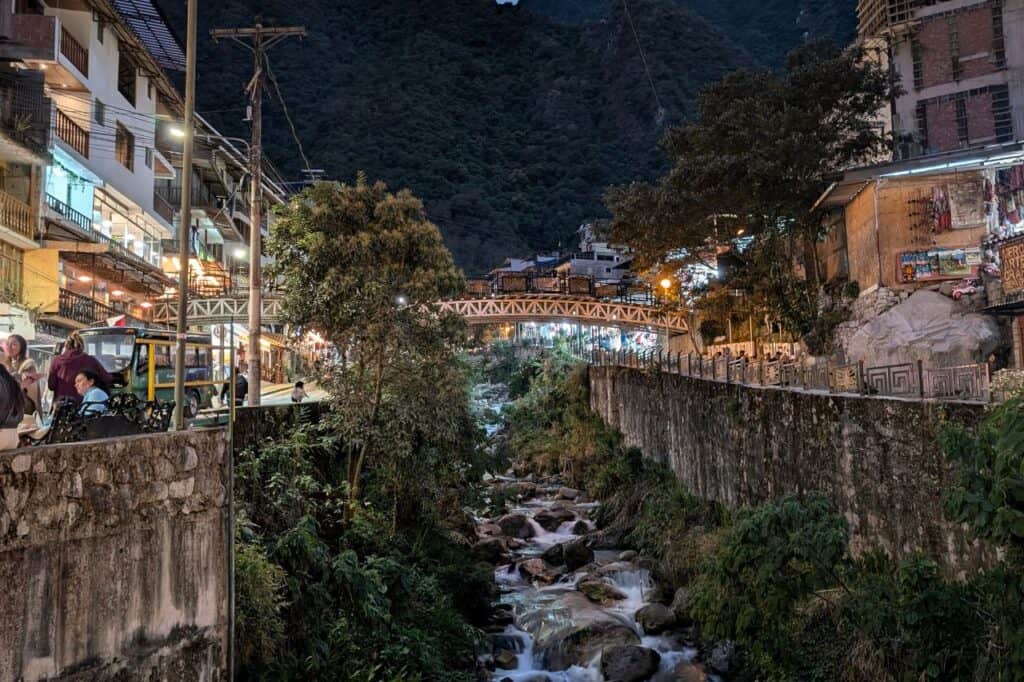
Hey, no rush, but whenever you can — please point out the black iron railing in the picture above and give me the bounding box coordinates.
[59,288,148,327]
[46,194,159,270]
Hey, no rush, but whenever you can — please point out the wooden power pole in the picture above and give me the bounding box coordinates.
[212,22,305,406]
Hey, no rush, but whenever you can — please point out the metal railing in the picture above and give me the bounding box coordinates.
[58,288,147,327]
[0,188,35,240]
[54,108,89,158]
[0,69,50,155]
[46,194,161,270]
[582,348,992,403]
[60,27,89,77]
[153,191,175,224]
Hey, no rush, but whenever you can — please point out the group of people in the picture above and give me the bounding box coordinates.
[0,331,112,450]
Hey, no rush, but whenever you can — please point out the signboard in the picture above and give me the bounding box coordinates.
[947,180,987,229]
[899,247,982,283]
[1001,241,1024,295]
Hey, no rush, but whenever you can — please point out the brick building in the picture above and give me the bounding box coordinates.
[857,0,1024,158]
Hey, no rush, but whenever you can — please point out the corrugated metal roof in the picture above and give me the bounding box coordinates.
[109,0,186,71]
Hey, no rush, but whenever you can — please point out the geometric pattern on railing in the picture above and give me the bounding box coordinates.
[925,364,989,400]
[584,350,991,403]
[438,295,690,334]
[863,363,918,397]
[151,296,283,324]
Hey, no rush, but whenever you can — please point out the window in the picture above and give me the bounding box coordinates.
[97,22,105,44]
[0,242,23,302]
[117,49,136,106]
[115,123,134,171]
[147,81,153,99]
[93,99,105,126]
[144,147,153,169]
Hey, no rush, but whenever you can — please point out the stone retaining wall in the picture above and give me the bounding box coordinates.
[589,366,993,575]
[0,428,229,681]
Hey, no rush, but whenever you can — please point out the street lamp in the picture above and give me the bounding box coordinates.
[659,277,672,352]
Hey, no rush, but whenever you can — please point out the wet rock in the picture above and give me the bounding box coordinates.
[707,640,738,675]
[520,593,640,671]
[571,520,590,534]
[533,507,575,532]
[577,579,628,605]
[494,649,519,670]
[507,538,527,550]
[518,558,564,584]
[473,537,509,563]
[671,661,709,682]
[635,603,676,634]
[618,550,638,562]
[671,588,694,624]
[600,645,661,682]
[595,561,636,576]
[541,543,565,566]
[498,514,535,539]
[645,583,674,605]
[557,486,580,500]
[562,540,594,572]
[587,527,627,549]
[477,522,502,537]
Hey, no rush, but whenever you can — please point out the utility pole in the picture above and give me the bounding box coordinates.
[212,22,305,406]
[173,0,198,431]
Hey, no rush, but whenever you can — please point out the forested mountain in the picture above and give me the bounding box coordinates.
[157,0,855,273]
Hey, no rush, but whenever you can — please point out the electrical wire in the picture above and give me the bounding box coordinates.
[620,0,665,120]
[263,53,312,172]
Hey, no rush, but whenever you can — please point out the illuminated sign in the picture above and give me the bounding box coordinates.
[1001,241,1024,295]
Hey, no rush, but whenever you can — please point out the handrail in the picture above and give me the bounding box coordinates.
[59,27,89,78]
[582,348,992,403]
[54,108,89,158]
[0,188,35,240]
[46,194,160,271]
[59,288,148,327]
[463,273,657,304]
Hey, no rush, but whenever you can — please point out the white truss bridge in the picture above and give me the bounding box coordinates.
[438,295,690,334]
[151,297,285,325]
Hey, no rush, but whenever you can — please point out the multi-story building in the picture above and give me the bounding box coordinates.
[857,0,1024,159]
[4,0,185,342]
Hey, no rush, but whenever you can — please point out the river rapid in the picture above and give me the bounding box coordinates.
[471,384,727,682]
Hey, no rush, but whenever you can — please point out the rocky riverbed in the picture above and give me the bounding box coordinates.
[473,477,733,682]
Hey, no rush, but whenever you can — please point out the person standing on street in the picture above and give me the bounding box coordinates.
[6,334,40,424]
[291,381,308,403]
[48,332,112,407]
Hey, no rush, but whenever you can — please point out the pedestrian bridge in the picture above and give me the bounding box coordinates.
[151,296,285,325]
[438,295,690,334]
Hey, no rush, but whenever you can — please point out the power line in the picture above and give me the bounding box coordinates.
[621,0,665,119]
[263,52,311,172]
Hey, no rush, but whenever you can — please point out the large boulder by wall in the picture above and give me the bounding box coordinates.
[518,592,640,670]
[844,290,1001,367]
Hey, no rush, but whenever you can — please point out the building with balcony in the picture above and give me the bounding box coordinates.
[857,0,1024,160]
[4,0,185,338]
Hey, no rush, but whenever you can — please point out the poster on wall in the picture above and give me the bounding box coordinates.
[947,180,987,229]
[899,246,982,283]
[1000,241,1024,295]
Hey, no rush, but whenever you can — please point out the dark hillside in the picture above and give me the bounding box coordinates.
[157,0,851,273]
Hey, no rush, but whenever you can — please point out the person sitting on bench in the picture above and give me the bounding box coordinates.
[75,370,109,416]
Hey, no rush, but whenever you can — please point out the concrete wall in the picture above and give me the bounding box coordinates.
[589,366,993,575]
[0,429,229,681]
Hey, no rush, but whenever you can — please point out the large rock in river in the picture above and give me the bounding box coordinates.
[518,592,640,670]
[534,507,576,532]
[578,578,628,605]
[498,514,535,539]
[563,540,594,571]
[635,603,676,634]
[844,290,1001,367]
[601,645,661,682]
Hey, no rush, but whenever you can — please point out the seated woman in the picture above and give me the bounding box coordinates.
[74,370,110,416]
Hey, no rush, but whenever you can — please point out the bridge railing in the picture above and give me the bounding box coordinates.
[581,348,992,403]
[465,272,656,304]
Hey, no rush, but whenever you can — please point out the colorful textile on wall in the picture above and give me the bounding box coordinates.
[929,185,951,233]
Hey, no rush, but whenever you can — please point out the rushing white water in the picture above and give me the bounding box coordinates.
[486,488,722,682]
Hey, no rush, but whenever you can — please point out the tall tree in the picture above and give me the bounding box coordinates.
[606,41,897,345]
[268,176,467,517]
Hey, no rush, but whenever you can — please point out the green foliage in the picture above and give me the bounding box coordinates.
[690,494,849,673]
[235,539,286,673]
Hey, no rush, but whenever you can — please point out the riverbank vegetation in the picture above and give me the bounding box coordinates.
[231,178,490,680]
[498,347,1024,680]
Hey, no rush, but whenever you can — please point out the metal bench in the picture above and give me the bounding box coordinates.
[28,393,175,446]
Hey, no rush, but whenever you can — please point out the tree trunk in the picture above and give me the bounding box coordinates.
[345,345,387,521]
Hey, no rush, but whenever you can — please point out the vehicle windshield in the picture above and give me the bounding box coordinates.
[81,333,137,374]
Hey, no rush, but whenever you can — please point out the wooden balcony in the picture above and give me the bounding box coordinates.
[59,26,88,78]
[8,14,88,91]
[54,108,89,158]
[0,188,35,241]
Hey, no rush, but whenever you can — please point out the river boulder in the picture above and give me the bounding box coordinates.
[572,520,590,534]
[557,486,580,500]
[534,507,576,532]
[498,514,535,539]
[519,593,639,671]
[578,578,628,605]
[600,645,661,682]
[473,537,510,564]
[671,587,694,624]
[706,640,738,675]
[494,649,519,669]
[563,540,594,571]
[635,603,676,634]
[670,662,709,681]
[518,558,563,584]
[541,543,565,565]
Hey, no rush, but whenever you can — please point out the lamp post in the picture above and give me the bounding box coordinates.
[659,277,672,353]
